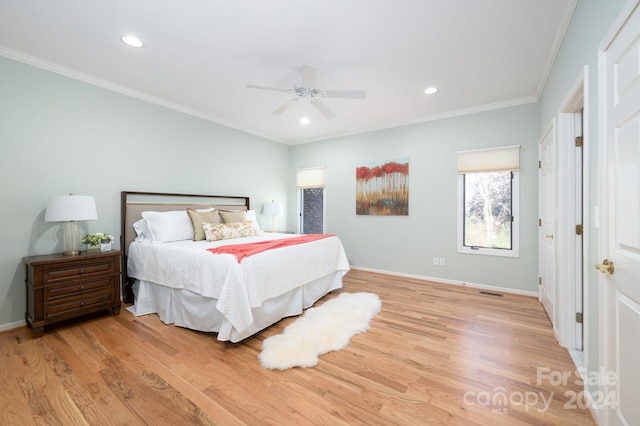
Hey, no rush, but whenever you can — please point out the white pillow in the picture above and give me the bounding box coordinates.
[132,219,152,242]
[141,210,194,242]
[246,209,261,232]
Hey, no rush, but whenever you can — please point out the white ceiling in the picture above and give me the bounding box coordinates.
[0,0,576,145]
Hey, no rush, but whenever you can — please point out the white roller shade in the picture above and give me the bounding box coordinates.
[457,145,520,173]
[296,167,325,188]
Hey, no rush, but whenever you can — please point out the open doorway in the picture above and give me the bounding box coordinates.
[296,166,326,234]
[298,187,324,234]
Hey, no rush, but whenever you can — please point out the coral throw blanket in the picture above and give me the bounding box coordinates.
[207,234,334,263]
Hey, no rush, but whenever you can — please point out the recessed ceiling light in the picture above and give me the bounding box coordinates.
[424,87,438,95]
[300,117,310,125]
[121,35,144,48]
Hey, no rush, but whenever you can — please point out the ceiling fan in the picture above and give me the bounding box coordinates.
[246,63,366,120]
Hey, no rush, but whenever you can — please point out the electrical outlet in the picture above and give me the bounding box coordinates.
[439,257,445,266]
[433,256,439,266]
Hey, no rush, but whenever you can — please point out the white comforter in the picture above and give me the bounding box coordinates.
[127,232,350,334]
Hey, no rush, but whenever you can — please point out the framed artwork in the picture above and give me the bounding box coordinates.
[356,158,409,215]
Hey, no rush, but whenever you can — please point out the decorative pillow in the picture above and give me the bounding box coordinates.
[219,210,247,223]
[187,208,220,241]
[141,210,194,242]
[203,221,259,241]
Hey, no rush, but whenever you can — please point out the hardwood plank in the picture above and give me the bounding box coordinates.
[0,330,38,426]
[45,330,134,425]
[0,270,595,425]
[6,331,87,425]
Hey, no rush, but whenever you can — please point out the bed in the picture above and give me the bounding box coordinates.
[120,191,350,342]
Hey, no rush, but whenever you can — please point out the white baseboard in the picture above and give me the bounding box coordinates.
[349,265,538,297]
[568,349,585,371]
[0,319,26,333]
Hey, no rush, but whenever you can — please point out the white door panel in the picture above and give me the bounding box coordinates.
[539,124,556,325]
[600,3,640,424]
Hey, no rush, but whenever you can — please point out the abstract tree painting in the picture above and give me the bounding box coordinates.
[356,159,409,215]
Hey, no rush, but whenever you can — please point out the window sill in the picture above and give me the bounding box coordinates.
[458,246,519,258]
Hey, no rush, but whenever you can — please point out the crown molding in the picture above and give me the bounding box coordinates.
[0,46,284,144]
[292,96,538,145]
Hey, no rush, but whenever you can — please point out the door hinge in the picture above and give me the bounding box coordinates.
[539,218,542,227]
[575,136,583,147]
[538,160,542,169]
[539,277,542,285]
[576,224,583,235]
[576,312,583,323]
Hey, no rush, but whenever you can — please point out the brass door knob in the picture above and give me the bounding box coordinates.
[595,259,614,275]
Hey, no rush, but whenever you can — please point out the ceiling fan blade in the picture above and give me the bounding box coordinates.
[301,63,318,87]
[246,84,290,94]
[273,98,299,114]
[323,90,367,99]
[312,100,337,120]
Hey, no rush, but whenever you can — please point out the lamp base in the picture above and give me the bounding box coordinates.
[63,221,82,256]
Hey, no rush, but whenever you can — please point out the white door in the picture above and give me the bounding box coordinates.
[539,124,556,326]
[574,111,584,351]
[600,3,640,424]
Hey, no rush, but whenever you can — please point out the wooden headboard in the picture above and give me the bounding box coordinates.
[120,191,250,303]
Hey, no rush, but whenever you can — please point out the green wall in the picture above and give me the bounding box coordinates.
[291,102,540,293]
[0,56,290,328]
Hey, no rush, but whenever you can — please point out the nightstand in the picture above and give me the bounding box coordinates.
[22,250,122,336]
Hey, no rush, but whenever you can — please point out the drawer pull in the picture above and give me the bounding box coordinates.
[80,286,84,291]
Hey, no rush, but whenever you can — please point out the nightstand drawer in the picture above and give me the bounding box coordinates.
[45,276,114,301]
[46,287,115,318]
[42,259,116,285]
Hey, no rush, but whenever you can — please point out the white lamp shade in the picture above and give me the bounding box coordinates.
[262,201,283,216]
[45,195,98,222]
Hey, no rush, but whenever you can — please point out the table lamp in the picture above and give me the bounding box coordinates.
[45,194,98,255]
[262,200,283,232]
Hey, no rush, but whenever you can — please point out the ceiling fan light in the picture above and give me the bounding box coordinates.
[424,87,438,95]
[121,35,144,48]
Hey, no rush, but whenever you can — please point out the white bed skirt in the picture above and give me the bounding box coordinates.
[127,271,344,342]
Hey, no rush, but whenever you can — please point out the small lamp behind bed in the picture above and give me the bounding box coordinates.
[262,200,283,232]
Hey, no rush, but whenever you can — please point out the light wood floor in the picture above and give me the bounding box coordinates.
[1,270,594,425]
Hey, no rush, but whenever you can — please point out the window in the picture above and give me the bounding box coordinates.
[296,167,325,234]
[457,146,520,257]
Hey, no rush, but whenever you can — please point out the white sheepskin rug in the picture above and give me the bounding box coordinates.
[259,292,382,370]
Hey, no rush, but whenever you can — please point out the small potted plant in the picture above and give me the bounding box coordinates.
[81,233,114,252]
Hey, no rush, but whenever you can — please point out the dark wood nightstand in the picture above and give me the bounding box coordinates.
[22,250,122,336]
